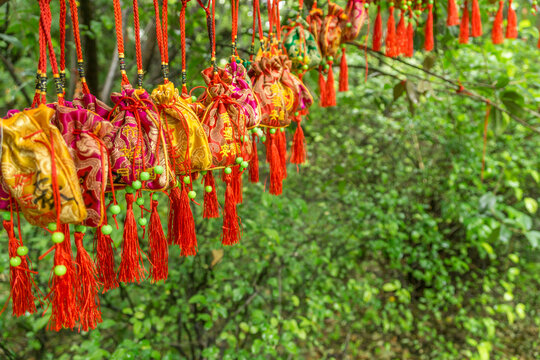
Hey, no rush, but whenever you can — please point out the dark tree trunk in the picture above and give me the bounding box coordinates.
[80,0,99,94]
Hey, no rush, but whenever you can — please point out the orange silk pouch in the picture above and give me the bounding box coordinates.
[1,105,87,227]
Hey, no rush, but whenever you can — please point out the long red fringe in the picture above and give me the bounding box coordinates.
[148,199,169,282]
[5,219,36,317]
[406,19,414,57]
[447,0,460,26]
[459,1,470,44]
[74,231,102,332]
[277,129,287,179]
[471,0,482,37]
[492,1,504,44]
[48,225,78,331]
[118,193,146,283]
[290,119,307,164]
[373,6,383,51]
[178,185,197,256]
[268,132,283,195]
[232,166,243,204]
[318,66,326,107]
[249,133,259,183]
[424,4,434,51]
[385,6,398,57]
[94,223,118,293]
[167,186,182,245]
[325,63,336,107]
[203,171,220,218]
[505,0,517,39]
[221,173,240,246]
[396,10,407,55]
[339,47,349,92]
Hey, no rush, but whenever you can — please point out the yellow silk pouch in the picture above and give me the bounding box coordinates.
[1,104,87,226]
[151,82,212,175]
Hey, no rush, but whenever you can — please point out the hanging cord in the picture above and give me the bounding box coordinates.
[59,0,66,94]
[197,0,217,75]
[153,0,170,83]
[180,0,189,94]
[113,0,130,85]
[230,0,239,60]
[67,0,90,94]
[39,0,64,105]
[133,0,144,88]
[249,0,264,61]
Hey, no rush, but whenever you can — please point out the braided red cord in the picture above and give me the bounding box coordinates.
[180,0,188,92]
[112,0,130,85]
[39,0,64,105]
[67,0,90,94]
[133,0,143,77]
[153,0,165,63]
[59,0,66,75]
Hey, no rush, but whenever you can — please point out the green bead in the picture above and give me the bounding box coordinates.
[205,185,213,193]
[269,128,277,134]
[327,56,334,62]
[183,176,191,184]
[401,5,407,10]
[52,232,65,244]
[101,224,113,235]
[47,223,57,232]
[280,128,285,132]
[297,56,304,63]
[154,165,164,175]
[10,256,22,267]
[54,265,67,276]
[132,180,142,190]
[241,161,249,168]
[294,111,300,116]
[2,212,11,221]
[138,218,148,226]
[188,191,197,199]
[346,22,353,27]
[243,135,250,142]
[201,171,207,176]
[74,225,87,233]
[324,64,330,70]
[136,197,144,206]
[235,157,244,164]
[17,246,29,256]
[191,96,197,102]
[363,3,369,8]
[407,1,412,5]
[302,64,309,70]
[389,2,394,6]
[261,136,267,143]
[140,171,150,181]
[224,167,232,175]
[110,204,121,215]
[125,186,135,194]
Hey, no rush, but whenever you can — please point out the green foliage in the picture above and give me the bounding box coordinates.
[0,0,539,359]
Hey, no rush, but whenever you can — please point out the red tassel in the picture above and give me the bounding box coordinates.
[325,63,337,107]
[221,173,240,246]
[318,66,327,107]
[118,193,145,283]
[373,6,383,51]
[232,166,243,204]
[94,222,118,292]
[290,119,307,164]
[277,129,287,179]
[167,186,182,244]
[148,199,168,282]
[471,0,482,37]
[4,219,36,316]
[406,19,414,57]
[385,6,398,57]
[268,131,283,195]
[492,1,504,44]
[248,134,259,183]
[447,0,460,26]
[424,5,434,51]
[339,47,349,92]
[74,231,102,332]
[396,10,407,55]
[459,1,470,44]
[203,171,220,218]
[505,0,517,39]
[48,225,78,331]
[178,185,197,256]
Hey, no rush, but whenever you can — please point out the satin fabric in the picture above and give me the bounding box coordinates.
[0,104,87,226]
[278,55,313,115]
[199,68,253,168]
[109,85,174,190]
[283,18,322,71]
[151,82,212,175]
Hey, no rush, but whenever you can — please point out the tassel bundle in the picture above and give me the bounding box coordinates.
[447,0,460,26]
[385,6,398,57]
[396,10,407,55]
[74,230,101,332]
[339,47,349,92]
[471,0,483,37]
[203,171,220,218]
[492,1,504,44]
[249,134,260,183]
[221,172,240,246]
[167,186,182,244]
[94,223,118,292]
[177,184,197,256]
[232,166,243,204]
[424,4,434,51]
[505,0,517,39]
[267,131,283,195]
[291,119,307,165]
[277,129,287,180]
[325,62,337,107]
[118,193,145,283]
[459,1,470,44]
[406,19,414,57]
[148,199,169,282]
[372,6,383,51]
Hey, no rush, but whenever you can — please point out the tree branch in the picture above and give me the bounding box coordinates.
[0,52,31,105]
